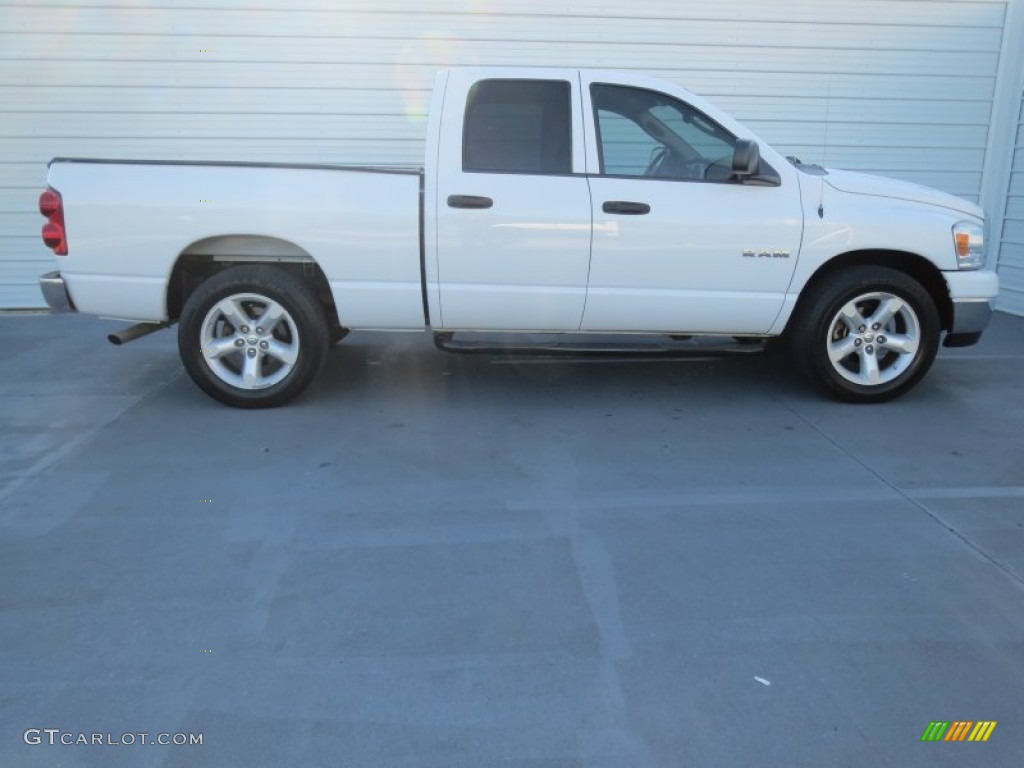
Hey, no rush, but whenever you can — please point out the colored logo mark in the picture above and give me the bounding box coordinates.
[921,721,996,742]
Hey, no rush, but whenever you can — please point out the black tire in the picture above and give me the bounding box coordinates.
[178,265,330,408]
[790,266,940,403]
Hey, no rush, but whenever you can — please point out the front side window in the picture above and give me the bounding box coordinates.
[591,84,738,181]
[463,80,572,175]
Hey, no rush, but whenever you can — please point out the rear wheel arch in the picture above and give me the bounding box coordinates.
[165,235,341,335]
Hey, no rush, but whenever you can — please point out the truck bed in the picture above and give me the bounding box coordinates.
[47,158,427,328]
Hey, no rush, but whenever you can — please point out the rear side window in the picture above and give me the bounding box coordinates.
[463,79,572,175]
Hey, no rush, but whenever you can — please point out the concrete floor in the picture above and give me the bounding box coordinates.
[1,311,1022,767]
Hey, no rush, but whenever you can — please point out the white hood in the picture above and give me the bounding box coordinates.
[824,169,982,219]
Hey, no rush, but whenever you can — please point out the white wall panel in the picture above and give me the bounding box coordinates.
[0,0,1012,308]
[996,93,1024,314]
[982,0,1024,315]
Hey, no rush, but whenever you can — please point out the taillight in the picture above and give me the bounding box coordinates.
[39,187,67,255]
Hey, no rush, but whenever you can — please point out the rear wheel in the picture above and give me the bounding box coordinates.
[791,266,940,402]
[178,266,330,407]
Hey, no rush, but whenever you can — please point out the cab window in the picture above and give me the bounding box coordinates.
[591,83,737,181]
[463,80,572,175]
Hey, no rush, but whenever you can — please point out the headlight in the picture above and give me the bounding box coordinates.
[952,222,984,269]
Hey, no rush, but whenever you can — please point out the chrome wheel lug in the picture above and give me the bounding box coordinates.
[877,336,887,345]
[259,340,269,350]
[256,327,264,335]
[246,348,257,358]
[866,345,874,355]
[234,338,245,348]
[858,325,866,333]
[872,323,881,331]
[240,325,250,334]
[854,339,863,348]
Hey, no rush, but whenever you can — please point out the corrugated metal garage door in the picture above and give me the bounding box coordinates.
[0,0,1011,308]
[997,91,1024,314]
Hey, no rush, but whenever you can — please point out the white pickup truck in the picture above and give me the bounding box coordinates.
[38,67,999,407]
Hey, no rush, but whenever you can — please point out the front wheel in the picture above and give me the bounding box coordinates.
[791,266,940,403]
[178,266,330,408]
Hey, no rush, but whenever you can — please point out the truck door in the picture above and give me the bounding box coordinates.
[579,77,803,334]
[433,70,592,331]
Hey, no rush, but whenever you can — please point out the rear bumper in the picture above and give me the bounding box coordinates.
[39,271,76,313]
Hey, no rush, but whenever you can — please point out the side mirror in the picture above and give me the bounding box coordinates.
[731,139,761,178]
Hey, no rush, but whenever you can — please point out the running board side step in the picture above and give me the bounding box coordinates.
[433,332,769,359]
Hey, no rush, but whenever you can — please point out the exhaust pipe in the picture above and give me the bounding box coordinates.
[107,321,171,346]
